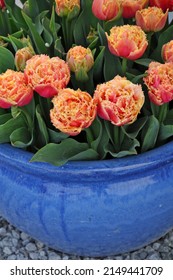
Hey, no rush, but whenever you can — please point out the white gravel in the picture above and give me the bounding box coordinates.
[0,216,173,260]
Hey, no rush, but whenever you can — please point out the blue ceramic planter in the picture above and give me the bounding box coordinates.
[0,143,173,257]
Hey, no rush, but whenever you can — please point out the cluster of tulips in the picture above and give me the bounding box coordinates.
[0,0,173,164]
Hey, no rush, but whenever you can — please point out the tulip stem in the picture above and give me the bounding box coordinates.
[122,58,127,75]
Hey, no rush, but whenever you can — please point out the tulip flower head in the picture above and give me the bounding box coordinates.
[149,0,173,12]
[92,0,122,21]
[55,0,80,18]
[0,70,33,108]
[106,25,148,60]
[144,62,173,105]
[24,55,70,98]
[66,46,94,81]
[162,40,173,62]
[136,7,168,32]
[15,46,35,71]
[50,88,97,136]
[94,76,145,126]
[120,0,149,18]
[0,0,5,9]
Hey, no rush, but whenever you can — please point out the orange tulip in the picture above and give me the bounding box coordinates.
[106,25,148,60]
[162,40,173,62]
[15,46,35,71]
[120,0,149,18]
[149,0,173,12]
[136,7,168,32]
[92,0,121,21]
[0,70,33,109]
[66,46,94,81]
[144,62,173,105]
[55,0,80,17]
[50,88,97,136]
[25,55,70,98]
[94,76,144,126]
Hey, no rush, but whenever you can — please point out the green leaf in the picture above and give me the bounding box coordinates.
[93,46,105,82]
[135,58,153,67]
[28,0,39,18]
[85,117,109,159]
[31,138,99,166]
[158,124,173,142]
[151,25,173,61]
[0,115,25,143]
[22,12,47,54]
[0,47,14,73]
[5,0,27,30]
[35,104,49,147]
[8,35,25,52]
[48,128,69,143]
[141,116,160,152]
[10,127,32,148]
[104,49,123,81]
[122,117,148,139]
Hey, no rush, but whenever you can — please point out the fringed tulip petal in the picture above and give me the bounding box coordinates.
[25,55,70,98]
[94,76,145,126]
[144,62,173,105]
[0,70,33,109]
[50,88,97,136]
[106,25,148,60]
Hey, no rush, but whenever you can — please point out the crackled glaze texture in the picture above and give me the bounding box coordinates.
[0,143,173,257]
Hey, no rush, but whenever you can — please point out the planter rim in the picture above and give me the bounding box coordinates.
[0,141,173,175]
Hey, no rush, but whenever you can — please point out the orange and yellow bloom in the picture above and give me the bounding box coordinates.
[55,0,80,17]
[149,0,173,12]
[50,88,97,136]
[162,40,173,62]
[24,55,70,98]
[94,76,145,126]
[66,46,94,81]
[92,0,121,21]
[106,25,148,60]
[136,7,168,32]
[15,46,35,71]
[0,70,33,108]
[144,62,173,105]
[120,0,149,18]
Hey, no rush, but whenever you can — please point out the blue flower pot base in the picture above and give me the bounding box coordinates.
[0,143,173,257]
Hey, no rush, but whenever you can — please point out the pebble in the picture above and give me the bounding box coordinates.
[25,243,37,252]
[0,216,173,260]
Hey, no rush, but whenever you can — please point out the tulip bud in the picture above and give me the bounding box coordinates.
[92,0,121,21]
[136,7,168,32]
[55,0,80,19]
[66,46,94,82]
[162,40,173,63]
[15,46,35,71]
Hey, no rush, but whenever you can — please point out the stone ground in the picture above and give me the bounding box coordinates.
[0,217,173,260]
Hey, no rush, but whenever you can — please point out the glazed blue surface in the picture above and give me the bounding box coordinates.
[0,143,173,257]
